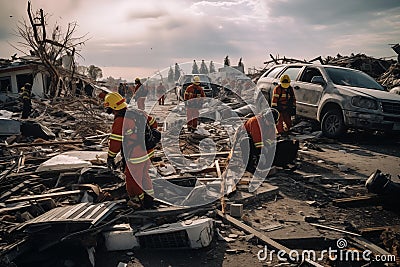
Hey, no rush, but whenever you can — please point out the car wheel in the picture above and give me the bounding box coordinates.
[321,109,346,138]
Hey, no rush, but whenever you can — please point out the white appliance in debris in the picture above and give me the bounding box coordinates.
[136,218,214,249]
[103,218,214,251]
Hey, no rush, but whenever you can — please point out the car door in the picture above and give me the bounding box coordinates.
[292,66,324,119]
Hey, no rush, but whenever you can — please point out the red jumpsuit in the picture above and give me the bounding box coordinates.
[271,85,296,134]
[157,84,166,105]
[184,84,205,131]
[108,109,158,202]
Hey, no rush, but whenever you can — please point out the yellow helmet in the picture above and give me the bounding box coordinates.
[134,78,141,84]
[104,92,127,110]
[279,74,291,89]
[192,75,201,85]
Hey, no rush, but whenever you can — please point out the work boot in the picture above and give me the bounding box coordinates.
[127,196,143,209]
[143,194,155,209]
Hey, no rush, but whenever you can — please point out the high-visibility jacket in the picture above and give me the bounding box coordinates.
[20,88,31,101]
[184,84,205,107]
[271,85,296,112]
[107,109,157,159]
[244,115,275,149]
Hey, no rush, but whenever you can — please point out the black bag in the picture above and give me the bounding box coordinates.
[273,139,299,167]
[125,110,161,150]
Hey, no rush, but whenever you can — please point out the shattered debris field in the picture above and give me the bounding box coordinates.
[0,54,400,267]
[0,89,399,267]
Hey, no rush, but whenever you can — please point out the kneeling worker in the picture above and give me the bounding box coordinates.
[241,109,279,173]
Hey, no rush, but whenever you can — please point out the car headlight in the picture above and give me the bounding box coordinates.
[351,96,378,110]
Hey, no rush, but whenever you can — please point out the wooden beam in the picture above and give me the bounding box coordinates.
[309,223,361,237]
[216,210,325,266]
[349,236,392,256]
[5,190,84,203]
[359,225,400,235]
[216,209,291,255]
[168,151,230,158]
[333,195,396,207]
[4,140,82,148]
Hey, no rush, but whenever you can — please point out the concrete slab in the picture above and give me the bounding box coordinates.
[36,151,107,172]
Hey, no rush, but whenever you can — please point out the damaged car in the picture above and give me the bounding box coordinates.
[257,64,400,137]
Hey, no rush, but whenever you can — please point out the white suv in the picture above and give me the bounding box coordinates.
[257,64,400,137]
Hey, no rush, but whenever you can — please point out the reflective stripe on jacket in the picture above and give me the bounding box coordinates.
[271,85,296,111]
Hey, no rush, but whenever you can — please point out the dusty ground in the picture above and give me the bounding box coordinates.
[96,96,400,267]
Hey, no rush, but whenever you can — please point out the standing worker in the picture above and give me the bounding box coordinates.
[184,76,205,133]
[118,82,126,97]
[156,82,166,105]
[133,78,147,110]
[20,83,32,119]
[271,74,296,134]
[104,92,157,209]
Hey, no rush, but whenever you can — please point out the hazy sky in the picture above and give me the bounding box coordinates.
[1,0,399,81]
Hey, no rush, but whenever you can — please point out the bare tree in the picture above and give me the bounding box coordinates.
[87,65,103,81]
[13,1,88,98]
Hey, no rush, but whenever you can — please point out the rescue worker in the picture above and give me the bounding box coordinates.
[271,74,296,134]
[184,76,205,132]
[104,92,157,209]
[241,109,279,173]
[118,82,126,97]
[156,82,166,105]
[133,78,147,110]
[20,83,32,119]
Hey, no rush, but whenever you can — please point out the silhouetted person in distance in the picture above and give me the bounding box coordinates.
[20,83,32,119]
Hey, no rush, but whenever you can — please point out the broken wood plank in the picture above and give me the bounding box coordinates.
[216,209,323,266]
[0,160,19,183]
[5,190,84,203]
[349,236,392,257]
[216,209,291,255]
[4,140,83,148]
[216,160,225,214]
[359,225,400,235]
[309,223,361,237]
[0,180,40,201]
[169,151,230,158]
[333,195,396,207]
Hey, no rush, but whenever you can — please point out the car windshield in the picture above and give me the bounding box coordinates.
[182,75,210,84]
[325,67,385,91]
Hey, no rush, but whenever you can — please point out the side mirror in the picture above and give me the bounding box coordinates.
[311,76,325,86]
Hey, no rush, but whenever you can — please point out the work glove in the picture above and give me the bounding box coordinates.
[107,156,117,170]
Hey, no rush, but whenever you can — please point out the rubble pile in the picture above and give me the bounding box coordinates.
[324,53,395,78]
[378,63,400,90]
[0,86,399,266]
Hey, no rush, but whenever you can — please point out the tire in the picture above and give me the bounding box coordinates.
[321,109,346,138]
